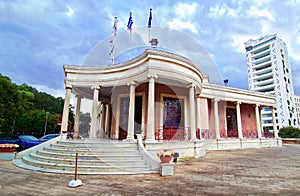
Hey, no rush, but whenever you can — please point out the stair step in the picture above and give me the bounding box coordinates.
[22,156,151,173]
[37,149,143,159]
[51,143,139,150]
[30,153,147,166]
[44,146,139,154]
[13,139,158,174]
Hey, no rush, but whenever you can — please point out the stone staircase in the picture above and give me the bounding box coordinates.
[13,139,159,174]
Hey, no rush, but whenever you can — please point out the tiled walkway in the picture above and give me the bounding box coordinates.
[0,145,299,195]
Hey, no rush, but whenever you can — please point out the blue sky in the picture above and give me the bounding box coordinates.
[0,0,299,98]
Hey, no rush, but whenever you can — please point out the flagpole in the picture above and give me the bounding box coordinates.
[148,28,151,43]
[110,16,117,64]
[148,8,152,43]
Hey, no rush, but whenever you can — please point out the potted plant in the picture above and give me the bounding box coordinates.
[157,149,174,163]
[0,144,19,153]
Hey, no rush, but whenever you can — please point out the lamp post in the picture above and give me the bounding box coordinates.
[44,112,49,136]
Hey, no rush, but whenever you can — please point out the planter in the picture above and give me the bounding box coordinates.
[0,144,19,153]
[159,156,173,163]
[0,148,17,153]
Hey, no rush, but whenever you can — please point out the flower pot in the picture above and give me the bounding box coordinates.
[0,148,17,153]
[160,156,173,163]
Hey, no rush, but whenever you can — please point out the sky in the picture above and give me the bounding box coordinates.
[0,0,300,99]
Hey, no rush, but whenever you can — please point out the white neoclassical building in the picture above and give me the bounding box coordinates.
[13,48,282,175]
[61,49,281,155]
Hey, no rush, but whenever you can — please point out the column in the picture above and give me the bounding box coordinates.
[89,85,100,138]
[213,98,220,139]
[99,103,106,139]
[104,103,111,139]
[188,84,197,141]
[146,74,157,142]
[61,85,72,136]
[236,101,243,139]
[127,81,138,140]
[272,106,279,138]
[255,104,262,138]
[73,95,82,139]
[196,94,202,140]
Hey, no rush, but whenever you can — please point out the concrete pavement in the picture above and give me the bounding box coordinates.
[0,145,299,195]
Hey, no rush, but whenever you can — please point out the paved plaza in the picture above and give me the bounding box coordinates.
[0,144,299,195]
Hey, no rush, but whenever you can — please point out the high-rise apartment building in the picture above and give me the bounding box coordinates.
[244,34,298,130]
[295,95,300,129]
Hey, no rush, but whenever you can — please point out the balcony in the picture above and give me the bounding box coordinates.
[252,56,271,65]
[253,83,275,92]
[252,61,272,70]
[253,71,273,80]
[254,66,272,75]
[252,48,271,58]
[254,77,274,85]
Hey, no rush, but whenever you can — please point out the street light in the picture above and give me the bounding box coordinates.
[44,112,49,136]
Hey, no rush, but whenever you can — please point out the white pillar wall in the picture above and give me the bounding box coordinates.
[61,86,72,135]
[236,101,243,139]
[188,84,197,141]
[255,104,262,138]
[89,86,100,138]
[146,74,157,142]
[196,95,202,140]
[213,98,220,139]
[272,107,279,138]
[127,81,138,140]
[73,95,82,138]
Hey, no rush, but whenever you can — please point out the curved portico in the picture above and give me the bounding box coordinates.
[61,49,203,142]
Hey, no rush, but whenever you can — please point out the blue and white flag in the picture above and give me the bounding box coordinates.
[127,12,133,30]
[148,8,152,28]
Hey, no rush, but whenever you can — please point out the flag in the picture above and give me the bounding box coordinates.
[113,16,118,35]
[148,8,152,28]
[127,12,133,30]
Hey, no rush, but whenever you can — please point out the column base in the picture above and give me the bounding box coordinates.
[145,138,158,144]
[190,138,200,142]
[124,138,136,142]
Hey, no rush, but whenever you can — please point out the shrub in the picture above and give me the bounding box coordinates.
[279,126,300,138]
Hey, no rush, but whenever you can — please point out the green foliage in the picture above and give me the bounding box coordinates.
[0,74,20,133]
[0,73,73,136]
[279,126,300,138]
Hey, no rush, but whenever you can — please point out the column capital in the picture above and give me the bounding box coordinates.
[213,98,220,102]
[91,85,101,90]
[236,101,242,105]
[255,103,260,107]
[75,95,83,99]
[127,81,138,87]
[196,94,201,98]
[187,83,196,89]
[147,73,158,79]
[65,80,72,89]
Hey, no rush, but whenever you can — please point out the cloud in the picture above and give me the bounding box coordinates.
[65,5,76,17]
[208,3,239,18]
[247,6,275,21]
[167,3,198,33]
[174,3,196,18]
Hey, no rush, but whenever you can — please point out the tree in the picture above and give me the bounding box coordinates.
[0,74,20,134]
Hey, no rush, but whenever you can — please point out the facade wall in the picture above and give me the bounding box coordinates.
[241,104,257,132]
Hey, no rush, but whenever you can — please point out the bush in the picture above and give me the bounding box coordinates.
[279,126,300,138]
